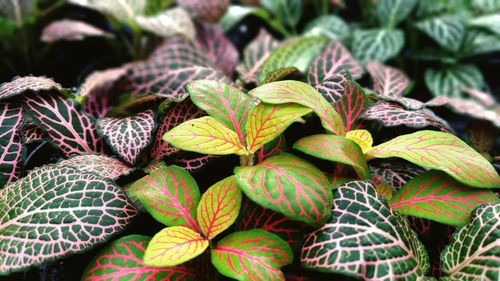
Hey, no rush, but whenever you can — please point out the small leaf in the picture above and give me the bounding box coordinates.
[301,180,430,279]
[468,121,496,154]
[21,121,45,144]
[163,116,248,156]
[260,0,301,28]
[303,15,350,41]
[136,7,195,40]
[374,0,417,27]
[345,129,373,153]
[249,80,345,135]
[0,76,62,101]
[211,229,293,281]
[56,154,133,180]
[425,64,485,98]
[367,61,410,97]
[470,14,500,35]
[173,153,219,172]
[293,134,370,179]
[178,0,229,22]
[245,103,312,153]
[470,0,500,13]
[352,28,404,64]
[69,0,146,23]
[79,66,129,97]
[416,16,465,52]
[41,19,113,42]
[390,171,499,226]
[234,153,332,227]
[332,80,369,133]
[263,67,301,84]
[0,102,24,187]
[375,183,393,200]
[366,130,500,188]
[144,226,209,267]
[197,176,241,240]
[370,161,425,191]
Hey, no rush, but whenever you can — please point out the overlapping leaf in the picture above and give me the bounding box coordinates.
[56,154,133,180]
[301,180,430,280]
[234,153,331,227]
[136,7,195,40]
[173,153,218,172]
[470,0,500,13]
[0,76,62,101]
[260,0,301,28]
[367,61,410,97]
[366,130,500,188]
[79,65,129,98]
[440,203,500,280]
[0,102,24,187]
[23,91,104,156]
[424,65,485,98]
[390,171,499,226]
[374,0,417,27]
[41,19,113,42]
[178,0,229,22]
[20,121,44,143]
[69,0,146,23]
[83,235,199,281]
[237,29,279,83]
[255,135,287,163]
[370,161,425,191]
[345,129,373,153]
[303,15,350,41]
[462,87,496,108]
[332,81,368,133]
[0,165,137,275]
[97,110,155,165]
[211,229,293,281]
[352,28,404,64]
[416,16,465,52]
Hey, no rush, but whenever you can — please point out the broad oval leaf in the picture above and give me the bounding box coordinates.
[367,130,500,188]
[163,116,248,155]
[83,235,199,281]
[367,61,410,97]
[441,203,500,281]
[144,226,209,267]
[136,7,195,40]
[390,171,499,226]
[374,0,417,28]
[293,134,370,179]
[0,165,137,275]
[211,229,293,281]
[245,103,312,153]
[303,15,350,41]
[424,64,485,98]
[0,76,62,101]
[197,176,241,240]
[416,16,465,52]
[41,19,113,42]
[371,161,425,191]
[301,180,430,280]
[260,0,301,28]
[178,0,229,22]
[97,110,155,165]
[0,102,24,187]
[345,129,373,153]
[249,80,345,135]
[56,154,133,180]
[352,28,404,64]
[129,166,200,232]
[332,80,369,133]
[69,0,146,23]
[79,65,129,98]
[234,153,332,227]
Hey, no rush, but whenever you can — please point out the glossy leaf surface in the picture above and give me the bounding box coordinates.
[352,28,404,64]
[0,76,62,101]
[41,19,113,42]
[367,61,409,97]
[333,81,369,133]
[425,65,484,98]
[0,102,24,187]
[56,154,133,180]
[345,129,373,153]
[416,16,465,52]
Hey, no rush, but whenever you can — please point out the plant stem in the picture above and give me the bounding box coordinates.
[239,154,255,167]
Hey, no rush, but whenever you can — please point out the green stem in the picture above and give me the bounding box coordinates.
[239,153,255,167]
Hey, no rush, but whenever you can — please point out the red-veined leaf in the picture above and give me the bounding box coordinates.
[390,171,499,226]
[293,134,370,179]
[163,116,248,156]
[367,61,410,97]
[313,71,349,103]
[366,130,500,188]
[56,154,133,180]
[83,235,199,281]
[375,183,393,200]
[136,7,195,40]
[345,129,373,153]
[262,67,301,84]
[197,176,241,240]
[97,110,155,165]
[255,135,287,163]
[82,81,115,118]
[173,153,219,172]
[0,76,62,101]
[22,91,104,156]
[370,161,425,191]
[178,0,229,22]
[301,180,430,280]
[129,166,201,232]
[0,102,24,187]
[234,153,332,227]
[237,29,279,83]
[41,19,113,42]
[249,80,345,135]
[211,229,293,281]
[20,120,45,143]
[332,80,369,133]
[0,165,137,275]
[144,226,209,267]
[245,103,312,153]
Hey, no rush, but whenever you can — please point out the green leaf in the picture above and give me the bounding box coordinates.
[332,80,369,133]
[416,16,465,52]
[462,30,500,57]
[366,130,500,188]
[301,180,430,279]
[163,116,248,155]
[424,64,485,98]
[129,166,201,232]
[374,0,417,28]
[390,171,499,226]
[211,229,293,281]
[249,80,345,135]
[441,203,500,280]
[220,5,259,32]
[56,154,133,180]
[262,67,300,84]
[0,102,24,187]
[234,153,332,227]
[0,165,137,275]
[293,134,370,179]
[352,28,405,64]
[470,14,500,35]
[259,0,301,28]
[470,0,500,13]
[245,103,312,153]
[258,36,328,83]
[303,15,350,42]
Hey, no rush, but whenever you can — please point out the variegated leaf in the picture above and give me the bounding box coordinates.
[313,72,349,103]
[255,134,287,163]
[260,0,301,28]
[69,0,146,23]
[20,121,44,143]
[370,161,425,191]
[56,154,133,180]
[301,180,430,280]
[333,80,369,133]
[374,0,417,27]
[41,19,113,42]
[377,95,425,110]
[470,0,500,13]
[470,14,500,35]
[0,165,137,275]
[416,16,465,52]
[262,67,301,84]
[178,0,229,22]
[173,153,218,172]
[345,129,373,153]
[0,76,62,101]
[424,65,485,98]
[136,7,195,40]
[303,15,350,41]
[79,65,129,98]
[0,102,24,187]
[462,87,496,108]
[367,61,409,97]
[352,28,404,64]
[468,121,496,154]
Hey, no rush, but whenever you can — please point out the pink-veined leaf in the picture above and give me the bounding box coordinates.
[136,7,195,40]
[187,80,254,144]
[197,176,241,240]
[245,103,312,153]
[195,22,238,77]
[22,91,104,156]
[378,94,425,110]
[56,154,133,180]
[313,71,350,103]
[0,165,137,275]
[151,99,205,160]
[332,80,369,133]
[237,29,279,83]
[293,134,370,179]
[256,134,287,163]
[211,229,293,281]
[79,65,129,97]
[462,87,496,107]
[69,0,146,22]
[129,165,201,232]
[362,102,454,133]
[249,80,345,135]
[82,81,115,118]
[366,61,410,97]
[163,116,248,156]
[0,102,24,187]
[82,235,199,281]
[172,153,219,172]
[97,110,155,165]
[390,171,499,226]
[370,161,425,191]
[0,76,62,101]
[234,153,332,227]
[178,0,229,22]
[144,226,209,267]
[366,130,500,188]
[20,121,45,143]
[301,180,430,279]
[41,19,113,43]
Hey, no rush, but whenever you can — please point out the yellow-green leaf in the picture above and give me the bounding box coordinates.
[346,129,373,153]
